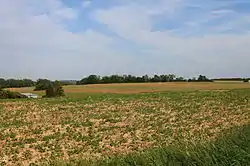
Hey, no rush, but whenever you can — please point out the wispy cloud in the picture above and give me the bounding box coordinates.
[0,0,250,79]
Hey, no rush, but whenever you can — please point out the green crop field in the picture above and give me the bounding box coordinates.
[1,83,250,165]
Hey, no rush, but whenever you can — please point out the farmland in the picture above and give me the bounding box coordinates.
[8,82,250,96]
[1,82,250,165]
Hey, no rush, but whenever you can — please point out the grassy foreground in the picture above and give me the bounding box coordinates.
[50,124,250,166]
[0,89,249,165]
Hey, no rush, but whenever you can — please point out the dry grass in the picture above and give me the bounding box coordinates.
[0,89,249,165]
[8,82,250,95]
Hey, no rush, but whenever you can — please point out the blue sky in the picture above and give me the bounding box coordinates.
[0,0,250,79]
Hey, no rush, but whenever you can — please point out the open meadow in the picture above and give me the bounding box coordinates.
[1,82,250,165]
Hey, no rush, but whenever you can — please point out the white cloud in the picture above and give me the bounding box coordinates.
[93,1,250,77]
[0,0,250,79]
[94,5,151,40]
[0,0,134,79]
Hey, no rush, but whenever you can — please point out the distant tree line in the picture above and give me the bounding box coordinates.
[213,78,250,82]
[0,78,75,89]
[1,75,249,89]
[213,78,245,81]
[76,74,213,85]
[59,80,77,86]
[0,78,35,88]
[0,80,65,99]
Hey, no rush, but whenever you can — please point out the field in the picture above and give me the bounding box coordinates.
[8,82,250,96]
[1,82,250,165]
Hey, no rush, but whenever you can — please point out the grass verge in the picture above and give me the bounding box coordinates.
[48,124,250,166]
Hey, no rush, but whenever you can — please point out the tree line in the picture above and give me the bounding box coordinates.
[213,78,250,82]
[0,78,35,88]
[1,75,249,89]
[76,74,213,85]
[0,78,75,89]
[0,79,65,99]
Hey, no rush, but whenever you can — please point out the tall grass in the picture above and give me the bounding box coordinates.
[48,124,250,166]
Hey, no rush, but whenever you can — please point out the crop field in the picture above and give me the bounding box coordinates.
[1,83,250,165]
[8,82,250,96]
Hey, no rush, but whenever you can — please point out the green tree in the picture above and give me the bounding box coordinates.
[78,75,100,85]
[44,81,65,97]
[34,79,51,91]
[151,75,161,82]
[54,81,65,96]
[243,79,249,82]
[142,75,149,82]
[0,78,6,88]
[175,77,186,82]
[0,78,35,88]
[197,75,212,82]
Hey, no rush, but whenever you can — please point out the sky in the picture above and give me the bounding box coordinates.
[0,0,250,80]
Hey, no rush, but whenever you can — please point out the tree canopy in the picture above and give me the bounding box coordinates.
[77,74,213,85]
[34,79,51,91]
[0,78,35,88]
[6,74,248,88]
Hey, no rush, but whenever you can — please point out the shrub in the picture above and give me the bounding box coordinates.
[0,90,8,99]
[0,89,27,99]
[44,81,65,98]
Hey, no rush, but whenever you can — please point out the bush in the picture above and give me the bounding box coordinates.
[0,90,27,99]
[44,81,65,98]
[0,90,8,99]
